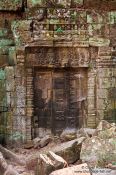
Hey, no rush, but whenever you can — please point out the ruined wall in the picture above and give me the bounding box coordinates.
[0,0,116,143]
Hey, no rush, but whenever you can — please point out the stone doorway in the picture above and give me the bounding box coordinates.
[33,68,87,137]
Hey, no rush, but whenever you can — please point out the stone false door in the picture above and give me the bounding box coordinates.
[33,68,87,137]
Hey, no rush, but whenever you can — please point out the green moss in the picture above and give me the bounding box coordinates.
[0,39,14,47]
[27,0,44,8]
[0,0,22,11]
[0,29,8,37]
[0,69,5,80]
[0,47,9,55]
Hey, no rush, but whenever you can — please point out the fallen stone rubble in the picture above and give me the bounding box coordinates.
[0,120,115,175]
[33,120,116,175]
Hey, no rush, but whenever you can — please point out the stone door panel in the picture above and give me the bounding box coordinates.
[34,69,87,136]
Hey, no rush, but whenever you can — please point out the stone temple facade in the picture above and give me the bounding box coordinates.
[0,0,116,143]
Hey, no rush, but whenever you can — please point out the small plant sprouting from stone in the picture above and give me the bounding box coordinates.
[56,27,63,33]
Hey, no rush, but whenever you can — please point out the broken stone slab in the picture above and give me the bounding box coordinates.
[24,141,34,149]
[52,137,86,164]
[80,136,116,168]
[77,128,89,138]
[80,136,103,167]
[33,137,41,149]
[60,128,77,142]
[0,152,8,174]
[96,120,113,131]
[49,163,91,175]
[93,120,116,139]
[4,165,20,175]
[83,128,96,137]
[96,126,116,139]
[35,152,67,175]
[77,128,96,138]
[26,154,39,171]
[39,135,52,148]
[36,154,54,175]
[48,151,68,169]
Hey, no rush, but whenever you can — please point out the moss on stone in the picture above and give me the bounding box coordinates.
[0,39,14,47]
[0,0,23,11]
[0,29,8,37]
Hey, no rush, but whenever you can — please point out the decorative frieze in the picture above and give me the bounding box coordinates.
[26,47,90,67]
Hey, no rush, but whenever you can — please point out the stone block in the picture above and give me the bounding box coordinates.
[98,77,112,88]
[5,67,14,79]
[97,68,111,78]
[76,11,87,24]
[6,92,11,106]
[73,40,89,47]
[89,37,110,47]
[14,107,26,116]
[5,67,15,91]
[27,0,71,8]
[110,24,116,46]
[0,18,6,28]
[0,28,8,37]
[84,0,116,10]
[8,47,17,66]
[6,111,13,131]
[0,55,8,67]
[52,137,85,164]
[88,88,95,96]
[0,39,14,47]
[88,24,110,38]
[0,0,23,11]
[88,77,95,85]
[19,31,33,44]
[98,47,112,57]
[97,99,106,110]
[14,66,25,78]
[12,20,32,45]
[71,0,83,7]
[87,11,111,24]
[97,89,108,98]
[27,0,45,8]
[54,0,71,8]
[26,7,45,20]
[26,107,33,116]
[80,136,116,167]
[0,47,9,55]
[87,97,95,106]
[16,85,26,107]
[12,20,32,32]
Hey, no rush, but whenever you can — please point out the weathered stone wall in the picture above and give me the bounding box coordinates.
[0,0,116,143]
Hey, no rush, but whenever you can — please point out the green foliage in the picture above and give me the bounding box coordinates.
[56,27,63,33]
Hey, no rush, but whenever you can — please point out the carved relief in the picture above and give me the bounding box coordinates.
[26,47,90,67]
